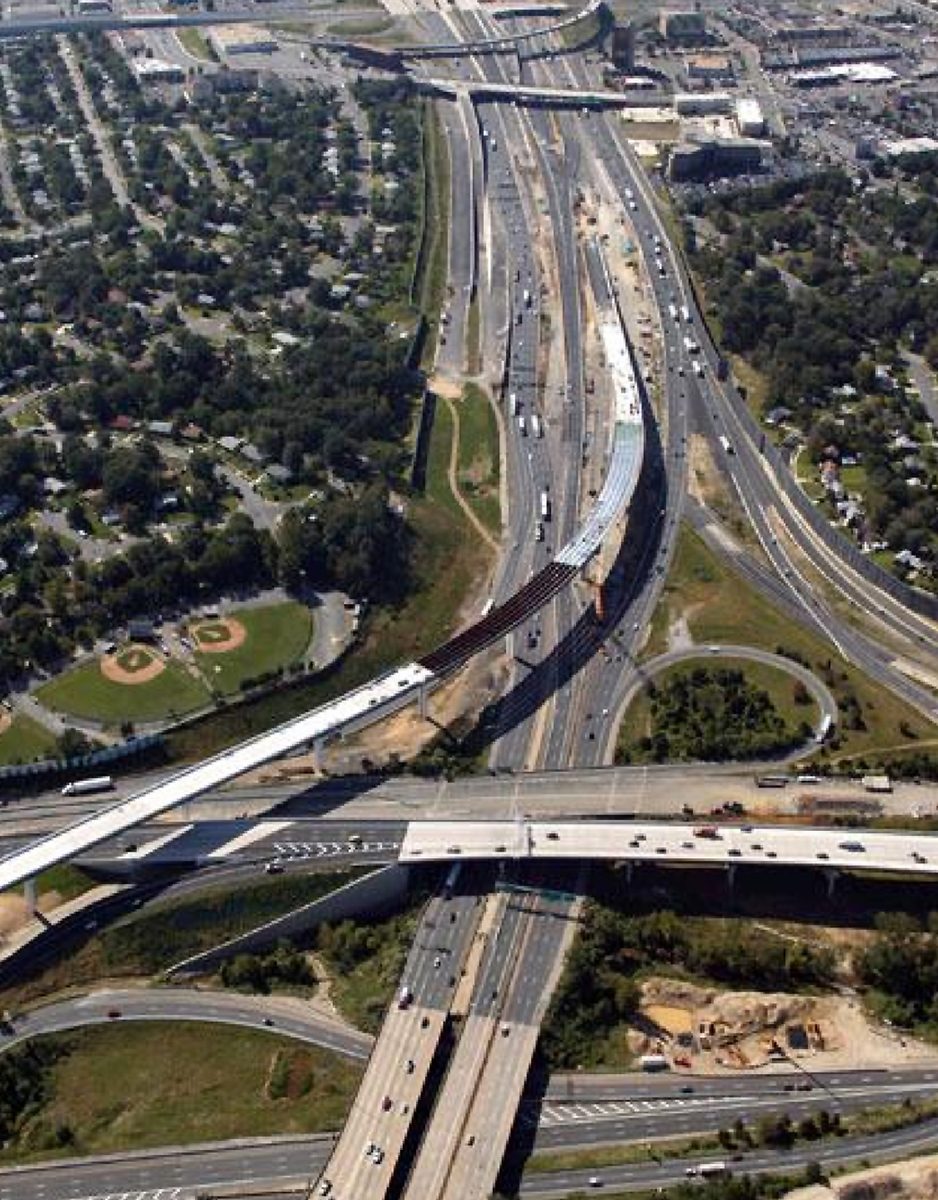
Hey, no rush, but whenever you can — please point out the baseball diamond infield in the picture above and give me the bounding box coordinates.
[100,645,167,685]
[191,618,248,653]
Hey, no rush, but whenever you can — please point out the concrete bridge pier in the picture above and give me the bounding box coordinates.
[418,684,429,720]
[824,867,839,899]
[726,864,737,890]
[311,739,325,772]
[23,877,36,915]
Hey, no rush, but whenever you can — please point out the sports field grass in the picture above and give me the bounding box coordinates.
[0,713,57,764]
[1,1022,362,1164]
[642,524,937,759]
[193,602,313,696]
[37,660,210,725]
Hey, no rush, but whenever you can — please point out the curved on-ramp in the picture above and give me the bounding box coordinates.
[1,988,372,1061]
[608,643,838,763]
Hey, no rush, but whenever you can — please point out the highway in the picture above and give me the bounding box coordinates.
[319,877,484,1198]
[7,1073,938,1200]
[400,885,576,1200]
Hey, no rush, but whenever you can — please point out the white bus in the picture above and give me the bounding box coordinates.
[530,412,543,439]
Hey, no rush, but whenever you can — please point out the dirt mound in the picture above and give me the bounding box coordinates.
[631,976,938,1073]
[789,1155,938,1200]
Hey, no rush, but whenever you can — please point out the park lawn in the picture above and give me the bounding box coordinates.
[2,1023,362,1164]
[194,601,313,696]
[617,657,819,764]
[642,524,936,760]
[0,713,57,765]
[37,660,210,725]
[457,383,501,536]
[166,396,493,762]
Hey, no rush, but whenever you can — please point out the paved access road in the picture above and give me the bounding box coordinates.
[1,987,372,1061]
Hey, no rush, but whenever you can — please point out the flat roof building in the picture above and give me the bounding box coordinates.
[736,97,765,136]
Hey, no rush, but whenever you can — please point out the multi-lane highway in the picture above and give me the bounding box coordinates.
[8,1069,938,1200]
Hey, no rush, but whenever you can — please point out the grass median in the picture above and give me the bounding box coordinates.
[640,523,936,759]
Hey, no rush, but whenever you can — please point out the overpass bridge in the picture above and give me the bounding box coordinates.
[417,77,657,109]
[400,819,938,883]
[0,244,645,894]
[397,0,602,57]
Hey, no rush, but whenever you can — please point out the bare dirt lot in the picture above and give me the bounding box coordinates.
[790,1154,938,1200]
[0,890,61,939]
[631,976,938,1073]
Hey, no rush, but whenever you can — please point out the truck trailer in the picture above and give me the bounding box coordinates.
[61,775,114,797]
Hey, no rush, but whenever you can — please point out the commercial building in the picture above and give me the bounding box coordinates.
[674,90,732,115]
[659,10,705,41]
[669,134,762,181]
[687,54,733,82]
[735,97,764,136]
[133,58,186,83]
[611,21,636,72]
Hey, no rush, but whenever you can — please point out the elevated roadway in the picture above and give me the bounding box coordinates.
[418,77,656,108]
[318,881,482,1198]
[429,887,578,1200]
[401,818,938,878]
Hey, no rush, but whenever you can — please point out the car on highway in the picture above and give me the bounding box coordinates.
[589,1177,603,1188]
[405,1059,415,1073]
[382,1095,392,1111]
[318,1182,332,1196]
[107,1009,121,1019]
[372,1148,384,1165]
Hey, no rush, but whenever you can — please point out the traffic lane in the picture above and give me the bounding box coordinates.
[544,1066,938,1100]
[7,1088,938,1200]
[519,1115,938,1196]
[529,1079,938,1149]
[2,988,372,1061]
[0,1138,330,1200]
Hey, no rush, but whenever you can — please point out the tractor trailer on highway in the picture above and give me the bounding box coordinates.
[61,775,114,796]
[540,490,551,521]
